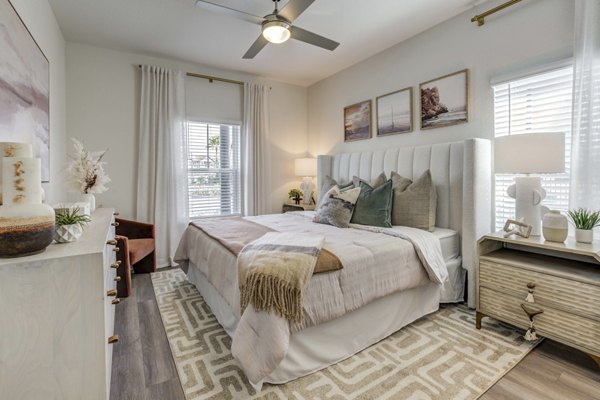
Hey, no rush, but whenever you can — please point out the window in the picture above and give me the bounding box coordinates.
[493,65,573,230]
[187,121,241,218]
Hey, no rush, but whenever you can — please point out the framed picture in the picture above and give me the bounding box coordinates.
[420,69,469,130]
[344,100,372,142]
[0,0,50,181]
[376,87,413,136]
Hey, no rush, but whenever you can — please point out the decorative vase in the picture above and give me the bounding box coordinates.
[0,142,33,205]
[575,228,593,244]
[54,224,83,243]
[0,157,54,257]
[293,195,301,205]
[81,193,96,212]
[542,210,568,243]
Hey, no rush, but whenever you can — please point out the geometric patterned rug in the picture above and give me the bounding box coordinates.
[151,269,541,400]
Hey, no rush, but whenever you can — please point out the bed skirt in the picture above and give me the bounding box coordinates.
[187,262,440,385]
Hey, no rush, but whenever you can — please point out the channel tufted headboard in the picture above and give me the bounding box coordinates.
[317,138,492,308]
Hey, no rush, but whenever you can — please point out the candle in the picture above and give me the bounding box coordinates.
[1,157,42,205]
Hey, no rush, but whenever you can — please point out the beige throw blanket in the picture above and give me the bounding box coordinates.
[238,232,325,323]
[190,217,342,274]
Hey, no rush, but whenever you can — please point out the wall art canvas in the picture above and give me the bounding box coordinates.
[0,0,50,181]
[376,87,413,136]
[420,69,469,130]
[344,100,371,142]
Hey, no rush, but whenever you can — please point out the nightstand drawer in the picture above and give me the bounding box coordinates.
[480,286,600,355]
[480,258,600,319]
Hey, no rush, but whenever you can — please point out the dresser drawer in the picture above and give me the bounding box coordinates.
[479,286,600,355]
[480,258,600,319]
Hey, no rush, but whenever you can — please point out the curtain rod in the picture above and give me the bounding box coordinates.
[137,64,244,86]
[471,0,522,26]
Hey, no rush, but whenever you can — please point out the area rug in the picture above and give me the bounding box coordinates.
[151,269,541,400]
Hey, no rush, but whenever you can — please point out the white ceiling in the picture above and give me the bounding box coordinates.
[48,0,478,86]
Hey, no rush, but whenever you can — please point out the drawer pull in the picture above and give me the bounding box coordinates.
[108,335,119,344]
[113,247,120,252]
[112,298,121,305]
[107,289,118,297]
[112,222,120,227]
[114,276,121,282]
[107,239,117,246]
[521,303,544,342]
[526,282,536,303]
[111,261,121,269]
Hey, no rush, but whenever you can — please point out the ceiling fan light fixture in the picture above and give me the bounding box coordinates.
[262,20,291,44]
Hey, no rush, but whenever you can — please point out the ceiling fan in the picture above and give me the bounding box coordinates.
[194,0,340,59]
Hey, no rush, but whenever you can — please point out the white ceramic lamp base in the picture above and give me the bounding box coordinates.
[300,177,315,205]
[507,176,545,236]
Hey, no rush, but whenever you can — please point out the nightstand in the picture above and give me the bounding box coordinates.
[476,232,600,367]
[282,203,316,213]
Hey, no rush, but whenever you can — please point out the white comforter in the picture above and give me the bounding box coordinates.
[175,211,447,385]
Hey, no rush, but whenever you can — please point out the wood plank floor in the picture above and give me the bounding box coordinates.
[110,271,600,400]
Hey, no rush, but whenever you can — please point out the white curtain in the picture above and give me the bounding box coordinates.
[137,65,189,266]
[570,0,600,210]
[242,83,271,216]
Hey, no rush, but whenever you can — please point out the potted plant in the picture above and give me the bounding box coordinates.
[55,208,92,243]
[567,208,600,244]
[288,188,303,205]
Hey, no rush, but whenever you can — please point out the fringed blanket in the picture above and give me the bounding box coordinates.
[238,232,325,323]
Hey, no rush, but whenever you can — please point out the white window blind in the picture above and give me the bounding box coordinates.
[493,65,573,230]
[187,121,241,218]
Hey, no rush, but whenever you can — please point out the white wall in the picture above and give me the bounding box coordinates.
[66,42,308,218]
[307,0,574,156]
[10,0,66,204]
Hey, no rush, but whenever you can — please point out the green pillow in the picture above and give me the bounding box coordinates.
[350,179,393,227]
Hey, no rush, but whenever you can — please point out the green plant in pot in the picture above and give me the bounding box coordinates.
[55,208,91,243]
[567,208,600,244]
[288,188,303,205]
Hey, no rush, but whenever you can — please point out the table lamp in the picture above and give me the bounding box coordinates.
[295,158,317,205]
[494,132,565,236]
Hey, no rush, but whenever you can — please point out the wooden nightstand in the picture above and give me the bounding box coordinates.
[282,203,316,213]
[476,232,600,367]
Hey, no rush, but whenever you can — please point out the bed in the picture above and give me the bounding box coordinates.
[175,138,491,388]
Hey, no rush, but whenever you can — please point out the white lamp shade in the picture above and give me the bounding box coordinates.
[295,158,317,177]
[494,132,565,174]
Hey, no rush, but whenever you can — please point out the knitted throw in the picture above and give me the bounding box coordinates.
[238,232,324,322]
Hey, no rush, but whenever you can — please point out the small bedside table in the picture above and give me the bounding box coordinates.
[282,203,316,213]
[476,232,600,367]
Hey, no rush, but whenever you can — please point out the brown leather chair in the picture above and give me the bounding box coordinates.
[114,218,156,297]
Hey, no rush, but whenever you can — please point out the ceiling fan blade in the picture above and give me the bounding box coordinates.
[290,26,339,51]
[278,0,315,23]
[243,35,269,59]
[195,0,264,25]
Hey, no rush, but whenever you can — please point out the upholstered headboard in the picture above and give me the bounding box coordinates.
[317,138,491,307]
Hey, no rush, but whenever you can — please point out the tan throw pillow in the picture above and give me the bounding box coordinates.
[352,172,387,189]
[391,170,437,231]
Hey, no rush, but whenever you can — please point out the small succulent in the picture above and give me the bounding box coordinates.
[55,208,91,228]
[567,208,600,230]
[288,189,303,199]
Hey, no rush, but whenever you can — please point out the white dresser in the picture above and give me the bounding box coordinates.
[0,208,121,399]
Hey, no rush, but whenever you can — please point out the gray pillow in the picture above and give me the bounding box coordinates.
[318,175,353,207]
[352,172,387,189]
[391,170,437,231]
[313,185,362,228]
[350,179,393,227]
